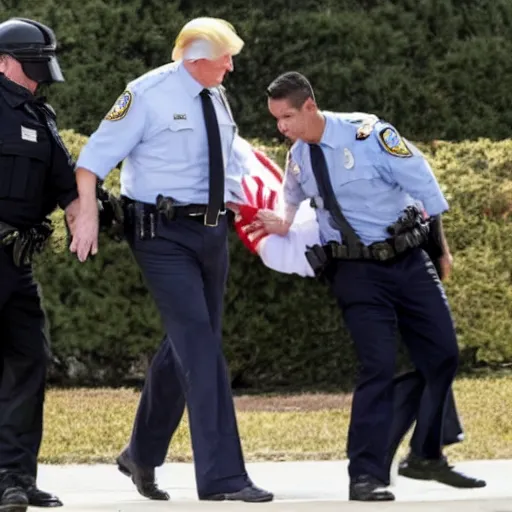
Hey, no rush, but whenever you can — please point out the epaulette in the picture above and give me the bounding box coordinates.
[355,117,379,140]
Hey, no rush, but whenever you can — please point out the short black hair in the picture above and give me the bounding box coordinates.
[266,71,315,109]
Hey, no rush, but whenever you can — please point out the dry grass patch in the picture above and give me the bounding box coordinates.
[39,374,512,464]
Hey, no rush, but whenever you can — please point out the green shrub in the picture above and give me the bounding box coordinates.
[33,131,512,390]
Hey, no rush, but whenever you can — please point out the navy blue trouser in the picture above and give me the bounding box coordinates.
[330,248,459,484]
[126,216,249,497]
[387,370,463,471]
[0,247,47,479]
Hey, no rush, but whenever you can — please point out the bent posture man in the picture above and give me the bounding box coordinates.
[256,71,484,501]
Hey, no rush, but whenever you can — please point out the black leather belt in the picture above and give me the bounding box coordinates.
[121,195,226,226]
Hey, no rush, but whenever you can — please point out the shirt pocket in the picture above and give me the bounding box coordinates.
[0,134,51,201]
[165,118,195,164]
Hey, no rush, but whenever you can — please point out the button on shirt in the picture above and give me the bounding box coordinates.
[283,111,449,246]
[76,62,248,205]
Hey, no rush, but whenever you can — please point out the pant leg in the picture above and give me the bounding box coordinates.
[410,384,464,455]
[128,335,186,468]
[396,249,459,459]
[386,370,425,469]
[131,218,248,496]
[330,260,398,484]
[0,259,47,478]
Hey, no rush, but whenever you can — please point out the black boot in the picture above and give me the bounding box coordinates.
[399,452,486,488]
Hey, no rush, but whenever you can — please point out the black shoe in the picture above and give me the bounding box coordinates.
[398,452,487,488]
[201,485,274,503]
[116,449,169,500]
[7,474,63,508]
[349,475,395,502]
[0,487,28,512]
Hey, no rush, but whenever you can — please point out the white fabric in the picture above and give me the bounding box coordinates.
[259,200,319,278]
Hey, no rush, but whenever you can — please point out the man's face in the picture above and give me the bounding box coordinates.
[196,53,234,87]
[267,97,311,142]
[0,55,38,93]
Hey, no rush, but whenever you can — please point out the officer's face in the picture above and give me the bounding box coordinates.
[197,53,234,87]
[268,97,312,142]
[0,54,38,93]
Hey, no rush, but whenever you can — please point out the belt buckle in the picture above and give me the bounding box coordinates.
[204,209,219,227]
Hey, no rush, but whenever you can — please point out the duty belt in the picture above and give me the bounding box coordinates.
[305,225,429,276]
[121,195,227,240]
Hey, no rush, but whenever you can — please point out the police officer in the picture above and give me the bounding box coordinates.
[0,17,79,511]
[260,71,484,501]
[70,17,273,503]
[234,135,482,490]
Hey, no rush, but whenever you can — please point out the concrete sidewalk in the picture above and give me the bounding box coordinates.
[35,459,512,511]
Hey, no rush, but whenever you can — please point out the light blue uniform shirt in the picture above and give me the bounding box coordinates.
[76,61,248,205]
[283,111,449,246]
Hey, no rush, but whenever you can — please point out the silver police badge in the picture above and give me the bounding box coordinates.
[343,148,355,169]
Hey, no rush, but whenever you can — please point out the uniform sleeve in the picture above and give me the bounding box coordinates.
[282,150,307,206]
[76,89,146,179]
[374,124,449,216]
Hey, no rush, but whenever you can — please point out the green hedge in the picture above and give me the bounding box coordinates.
[2,0,512,141]
[32,131,512,390]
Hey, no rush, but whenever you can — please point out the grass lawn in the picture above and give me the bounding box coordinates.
[40,374,512,464]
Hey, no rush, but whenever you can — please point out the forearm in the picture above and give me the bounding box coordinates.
[75,167,98,210]
[430,215,450,255]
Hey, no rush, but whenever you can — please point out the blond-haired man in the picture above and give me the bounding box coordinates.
[70,17,273,503]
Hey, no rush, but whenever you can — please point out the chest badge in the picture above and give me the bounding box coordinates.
[21,126,38,143]
[343,148,355,169]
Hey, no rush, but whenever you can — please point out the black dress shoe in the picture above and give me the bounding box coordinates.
[16,475,62,508]
[201,485,274,503]
[349,475,395,502]
[0,487,29,512]
[116,449,169,500]
[399,452,487,488]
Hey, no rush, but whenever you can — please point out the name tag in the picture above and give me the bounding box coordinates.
[21,126,38,143]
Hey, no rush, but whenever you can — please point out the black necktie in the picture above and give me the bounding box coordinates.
[200,89,225,226]
[308,143,361,251]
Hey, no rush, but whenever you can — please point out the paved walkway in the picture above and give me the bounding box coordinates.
[35,459,512,511]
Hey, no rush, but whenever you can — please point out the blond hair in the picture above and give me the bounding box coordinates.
[172,17,244,61]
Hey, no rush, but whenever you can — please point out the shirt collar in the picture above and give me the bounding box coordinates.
[0,73,34,108]
[319,111,339,149]
[177,61,207,98]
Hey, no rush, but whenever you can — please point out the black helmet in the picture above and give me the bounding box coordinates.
[0,18,64,84]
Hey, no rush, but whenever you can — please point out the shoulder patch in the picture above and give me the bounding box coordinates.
[105,91,132,121]
[378,127,412,157]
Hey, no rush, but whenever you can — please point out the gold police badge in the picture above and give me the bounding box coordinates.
[378,127,412,157]
[105,90,133,121]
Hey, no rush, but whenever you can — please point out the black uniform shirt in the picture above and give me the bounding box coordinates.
[0,73,78,229]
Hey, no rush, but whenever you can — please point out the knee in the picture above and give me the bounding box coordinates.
[359,355,396,385]
[435,335,459,374]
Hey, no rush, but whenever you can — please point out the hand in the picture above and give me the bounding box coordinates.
[439,252,453,280]
[252,209,291,236]
[225,201,240,214]
[69,204,99,262]
[64,198,80,237]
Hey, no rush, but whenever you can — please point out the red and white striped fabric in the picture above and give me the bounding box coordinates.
[234,148,283,254]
